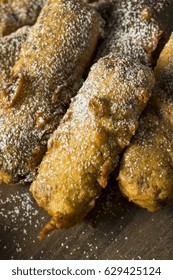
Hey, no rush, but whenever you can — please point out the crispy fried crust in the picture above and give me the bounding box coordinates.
[0,0,46,36]
[96,0,172,66]
[118,32,173,212]
[154,32,173,93]
[0,0,101,184]
[30,54,155,238]
[0,26,29,87]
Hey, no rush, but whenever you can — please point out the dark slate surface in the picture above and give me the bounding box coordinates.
[0,178,173,260]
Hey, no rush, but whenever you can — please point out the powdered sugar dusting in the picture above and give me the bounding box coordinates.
[0,26,30,88]
[0,0,46,36]
[31,54,154,235]
[0,190,38,224]
[97,0,171,65]
[0,0,101,184]
[0,181,126,259]
[0,185,48,259]
[155,32,173,93]
[118,32,173,212]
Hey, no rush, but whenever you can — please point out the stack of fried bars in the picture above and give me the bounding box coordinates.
[0,0,173,239]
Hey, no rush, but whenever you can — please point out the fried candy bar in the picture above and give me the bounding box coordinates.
[0,0,101,184]
[97,0,172,66]
[118,32,173,212]
[30,54,154,238]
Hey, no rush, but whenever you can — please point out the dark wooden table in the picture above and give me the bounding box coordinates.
[0,177,173,260]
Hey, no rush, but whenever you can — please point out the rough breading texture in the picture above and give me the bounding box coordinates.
[118,32,173,212]
[0,0,46,36]
[0,0,101,184]
[96,0,171,66]
[30,54,155,239]
[154,32,173,94]
[0,26,29,87]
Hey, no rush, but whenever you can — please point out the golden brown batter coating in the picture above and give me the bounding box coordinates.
[0,0,101,184]
[0,0,46,36]
[96,0,172,66]
[0,26,29,87]
[118,32,173,212]
[30,54,155,238]
[154,33,173,94]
